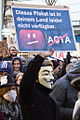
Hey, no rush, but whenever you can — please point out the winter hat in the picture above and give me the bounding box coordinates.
[51,60,59,69]
[0,61,13,76]
[0,74,19,89]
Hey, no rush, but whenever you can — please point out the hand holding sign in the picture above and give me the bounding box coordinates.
[39,48,54,58]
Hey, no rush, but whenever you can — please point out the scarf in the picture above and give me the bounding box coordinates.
[0,100,23,120]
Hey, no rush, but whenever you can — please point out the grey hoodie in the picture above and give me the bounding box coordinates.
[49,61,80,120]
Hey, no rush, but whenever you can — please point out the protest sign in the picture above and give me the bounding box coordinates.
[12,4,76,51]
[0,40,10,57]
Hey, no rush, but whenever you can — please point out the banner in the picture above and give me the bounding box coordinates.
[0,40,10,57]
[12,4,76,51]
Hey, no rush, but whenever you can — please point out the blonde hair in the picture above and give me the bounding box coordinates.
[16,72,23,81]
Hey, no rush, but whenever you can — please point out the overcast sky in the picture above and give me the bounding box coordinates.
[17,0,80,23]
[56,0,80,21]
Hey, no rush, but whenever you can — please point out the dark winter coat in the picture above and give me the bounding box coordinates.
[19,55,57,120]
[49,61,80,120]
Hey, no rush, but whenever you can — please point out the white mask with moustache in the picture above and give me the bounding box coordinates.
[38,66,54,89]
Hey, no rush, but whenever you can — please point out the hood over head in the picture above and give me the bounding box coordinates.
[12,56,23,72]
[20,56,26,64]
[66,61,80,83]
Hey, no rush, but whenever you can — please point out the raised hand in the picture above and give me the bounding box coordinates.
[39,48,54,58]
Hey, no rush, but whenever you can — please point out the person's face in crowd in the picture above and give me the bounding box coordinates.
[0,72,8,78]
[0,72,17,98]
[16,75,23,85]
[13,59,20,71]
[38,66,54,89]
[9,86,16,91]
[3,85,17,102]
[22,61,26,65]
[9,47,17,57]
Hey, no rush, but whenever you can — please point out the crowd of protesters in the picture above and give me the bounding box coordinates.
[0,45,80,120]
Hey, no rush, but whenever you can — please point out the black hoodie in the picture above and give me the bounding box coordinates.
[19,55,57,120]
